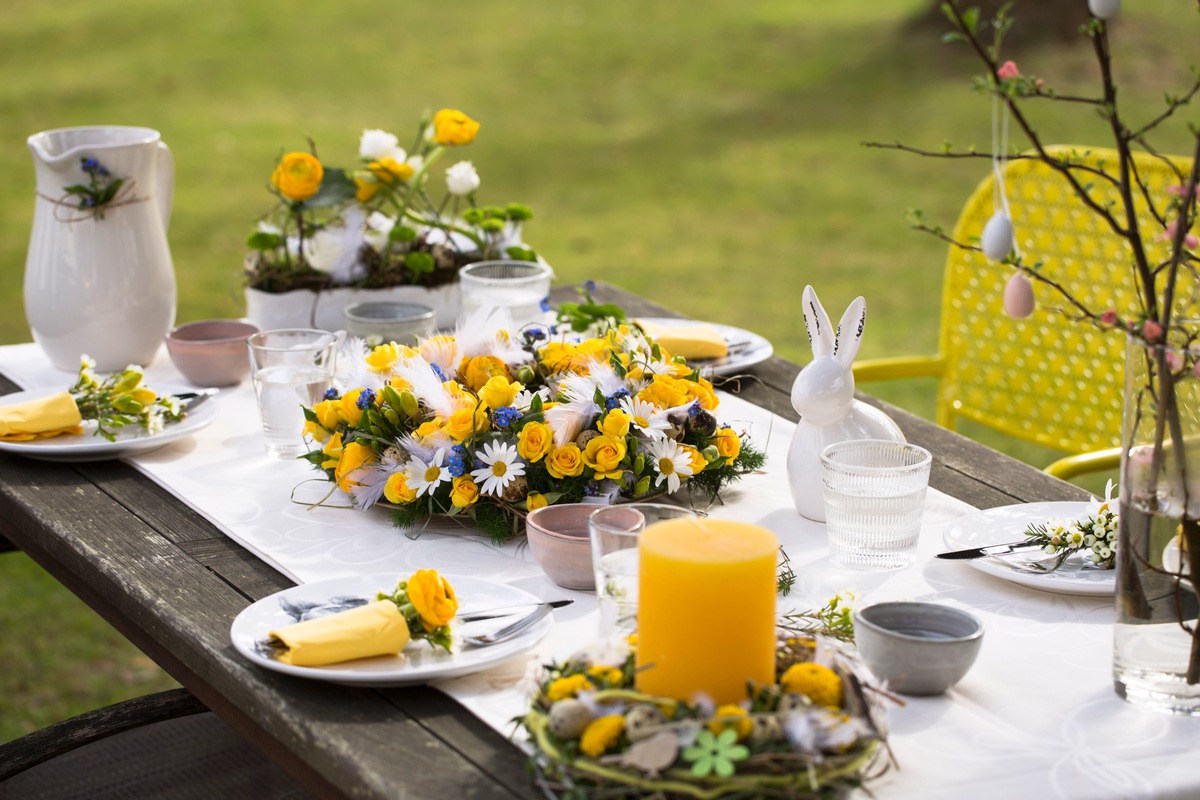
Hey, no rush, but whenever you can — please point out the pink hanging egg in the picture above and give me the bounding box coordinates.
[1003,273,1035,319]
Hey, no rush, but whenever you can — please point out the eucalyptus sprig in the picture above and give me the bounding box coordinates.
[67,356,183,442]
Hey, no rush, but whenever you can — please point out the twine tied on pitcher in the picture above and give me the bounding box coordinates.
[37,176,151,223]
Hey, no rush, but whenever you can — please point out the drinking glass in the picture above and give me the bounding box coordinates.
[458,260,553,328]
[247,329,339,458]
[588,504,695,638]
[820,439,932,570]
[342,301,435,346]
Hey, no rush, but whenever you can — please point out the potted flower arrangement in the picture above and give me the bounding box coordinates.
[299,302,765,543]
[870,2,1200,713]
[244,108,538,330]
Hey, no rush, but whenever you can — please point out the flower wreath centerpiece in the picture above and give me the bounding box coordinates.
[244,108,538,329]
[520,594,891,799]
[299,297,765,543]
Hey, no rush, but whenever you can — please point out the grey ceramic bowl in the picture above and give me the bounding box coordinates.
[526,504,595,591]
[166,319,260,387]
[852,601,984,696]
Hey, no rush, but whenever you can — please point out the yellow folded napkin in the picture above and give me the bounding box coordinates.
[0,391,84,441]
[268,600,411,667]
[635,319,729,361]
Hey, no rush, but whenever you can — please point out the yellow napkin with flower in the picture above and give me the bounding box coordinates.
[0,391,84,441]
[268,600,411,667]
[635,319,729,360]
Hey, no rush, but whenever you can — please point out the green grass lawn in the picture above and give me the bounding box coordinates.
[0,0,1194,741]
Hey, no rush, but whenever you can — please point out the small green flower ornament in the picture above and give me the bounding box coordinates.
[682,728,749,779]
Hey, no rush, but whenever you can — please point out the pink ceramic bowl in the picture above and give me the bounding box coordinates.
[526,503,597,591]
[165,319,260,387]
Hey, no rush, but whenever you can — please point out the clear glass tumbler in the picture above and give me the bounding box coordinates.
[820,439,932,570]
[247,329,339,458]
[458,260,553,328]
[588,504,696,638]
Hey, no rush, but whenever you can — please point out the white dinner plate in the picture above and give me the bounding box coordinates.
[0,386,218,462]
[230,574,554,687]
[636,317,773,376]
[942,502,1115,597]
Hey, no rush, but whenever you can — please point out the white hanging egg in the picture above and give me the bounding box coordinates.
[1003,272,1035,319]
[1088,0,1120,20]
[981,212,1014,261]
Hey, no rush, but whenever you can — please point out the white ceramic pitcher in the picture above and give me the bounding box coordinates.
[25,126,176,371]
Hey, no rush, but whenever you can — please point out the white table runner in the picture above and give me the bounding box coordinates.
[2,342,1198,800]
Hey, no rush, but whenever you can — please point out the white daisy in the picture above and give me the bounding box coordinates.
[645,437,694,494]
[619,395,672,440]
[405,449,451,498]
[470,441,526,497]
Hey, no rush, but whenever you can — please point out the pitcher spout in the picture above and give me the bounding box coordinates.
[27,126,162,169]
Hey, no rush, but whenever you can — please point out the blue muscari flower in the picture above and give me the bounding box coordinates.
[584,279,597,293]
[323,388,339,400]
[447,445,468,478]
[605,389,630,411]
[81,157,99,171]
[355,389,377,410]
[97,165,110,177]
[430,362,448,383]
[523,325,548,344]
[584,480,601,497]
[539,296,553,313]
[81,196,95,207]
[687,401,702,418]
[493,406,521,429]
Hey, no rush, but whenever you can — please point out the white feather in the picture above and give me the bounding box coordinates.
[393,356,458,419]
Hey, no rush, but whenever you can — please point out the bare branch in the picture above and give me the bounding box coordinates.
[1127,76,1200,141]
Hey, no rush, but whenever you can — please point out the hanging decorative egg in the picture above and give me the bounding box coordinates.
[1003,272,1035,319]
[981,212,1015,261]
[1088,0,1120,20]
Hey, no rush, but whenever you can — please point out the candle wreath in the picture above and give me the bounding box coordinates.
[300,301,765,541]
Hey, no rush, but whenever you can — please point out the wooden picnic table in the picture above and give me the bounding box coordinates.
[0,282,1089,799]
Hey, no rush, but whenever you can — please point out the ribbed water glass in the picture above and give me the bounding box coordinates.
[820,440,932,571]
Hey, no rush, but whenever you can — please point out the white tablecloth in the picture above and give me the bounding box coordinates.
[2,342,1198,800]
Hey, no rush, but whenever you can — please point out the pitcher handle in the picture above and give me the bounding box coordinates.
[155,140,174,233]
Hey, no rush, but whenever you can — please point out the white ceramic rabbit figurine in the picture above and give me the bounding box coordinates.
[787,286,905,521]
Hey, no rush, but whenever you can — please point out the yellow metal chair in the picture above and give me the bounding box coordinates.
[854,145,1195,480]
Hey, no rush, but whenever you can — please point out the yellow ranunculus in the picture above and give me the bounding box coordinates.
[546,443,585,479]
[579,714,625,758]
[384,471,417,504]
[780,662,843,709]
[460,356,510,393]
[598,408,631,439]
[539,339,611,374]
[707,705,752,741]
[335,441,376,492]
[517,421,553,462]
[546,673,594,702]
[432,108,480,146]
[714,427,741,465]
[479,375,522,410]
[271,152,323,202]
[585,665,623,685]
[444,405,486,443]
[449,476,479,508]
[354,174,381,203]
[406,569,459,631]
[320,431,343,469]
[369,156,413,184]
[339,389,368,427]
[583,434,626,480]
[527,492,548,511]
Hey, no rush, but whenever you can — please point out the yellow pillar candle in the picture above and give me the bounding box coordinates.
[636,517,779,704]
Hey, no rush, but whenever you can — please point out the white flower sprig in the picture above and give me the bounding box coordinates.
[1024,481,1119,569]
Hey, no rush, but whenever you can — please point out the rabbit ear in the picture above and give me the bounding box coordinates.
[802,286,834,357]
[833,296,866,366]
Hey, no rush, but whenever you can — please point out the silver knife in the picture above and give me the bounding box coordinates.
[458,599,572,623]
[936,540,1044,559]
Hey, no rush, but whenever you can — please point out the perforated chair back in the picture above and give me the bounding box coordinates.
[934,145,1194,455]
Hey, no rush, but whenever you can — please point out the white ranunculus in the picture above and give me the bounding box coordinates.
[359,129,404,162]
[363,211,396,252]
[303,207,368,285]
[445,160,481,196]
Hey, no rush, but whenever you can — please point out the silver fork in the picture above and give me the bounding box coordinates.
[460,604,554,647]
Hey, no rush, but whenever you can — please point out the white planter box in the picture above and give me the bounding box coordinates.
[244,284,462,333]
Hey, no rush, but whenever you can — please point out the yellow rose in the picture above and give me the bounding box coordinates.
[414,419,443,441]
[449,476,480,508]
[444,406,486,443]
[517,421,553,462]
[365,342,418,373]
[687,376,719,411]
[459,355,510,392]
[526,492,548,511]
[271,152,323,202]
[384,471,417,504]
[681,444,707,473]
[583,434,627,480]
[479,375,522,410]
[335,441,376,492]
[312,398,342,431]
[538,339,611,374]
[339,389,368,427]
[320,431,343,469]
[406,569,458,631]
[714,427,741,465]
[546,443,585,479]
[432,108,480,146]
[598,408,631,439]
[707,705,752,741]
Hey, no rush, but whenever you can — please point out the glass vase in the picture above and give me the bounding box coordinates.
[1114,328,1200,715]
